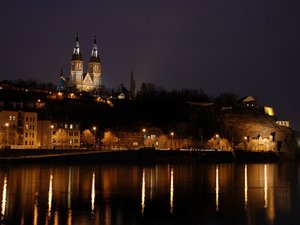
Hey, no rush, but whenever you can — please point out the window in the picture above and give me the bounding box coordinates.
[25,141,27,145]
[74,139,78,143]
[75,132,78,136]
[25,133,28,138]
[25,125,29,130]
[9,116,12,120]
[70,124,73,129]
[26,117,28,122]
[32,125,34,130]
[13,116,16,120]
[65,124,68,129]
[32,133,34,138]
[69,131,73,136]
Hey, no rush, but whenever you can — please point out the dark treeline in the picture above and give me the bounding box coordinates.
[1,78,56,90]
[0,79,243,140]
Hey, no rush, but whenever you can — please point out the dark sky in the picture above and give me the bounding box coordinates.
[1,0,300,129]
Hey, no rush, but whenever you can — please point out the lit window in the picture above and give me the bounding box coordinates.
[70,124,73,129]
[13,116,15,120]
[65,124,68,129]
[25,125,29,130]
[9,116,12,121]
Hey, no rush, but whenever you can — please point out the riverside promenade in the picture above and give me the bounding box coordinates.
[0,148,279,164]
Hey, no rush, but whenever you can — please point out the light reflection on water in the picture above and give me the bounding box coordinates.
[1,176,7,220]
[0,163,299,224]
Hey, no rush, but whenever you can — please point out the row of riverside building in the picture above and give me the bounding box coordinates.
[0,110,80,149]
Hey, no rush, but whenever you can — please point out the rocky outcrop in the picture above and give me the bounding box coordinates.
[222,108,297,158]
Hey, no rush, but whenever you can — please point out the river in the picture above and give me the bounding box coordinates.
[0,162,298,225]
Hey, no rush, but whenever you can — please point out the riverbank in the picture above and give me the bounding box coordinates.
[0,148,281,164]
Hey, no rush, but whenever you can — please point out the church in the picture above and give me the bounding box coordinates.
[67,34,102,92]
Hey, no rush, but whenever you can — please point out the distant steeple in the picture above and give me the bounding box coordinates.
[72,33,82,60]
[90,36,100,62]
[57,65,66,91]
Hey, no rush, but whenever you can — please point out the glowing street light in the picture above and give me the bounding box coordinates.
[142,128,146,146]
[170,132,174,149]
[93,126,97,149]
[50,125,54,149]
[4,123,9,145]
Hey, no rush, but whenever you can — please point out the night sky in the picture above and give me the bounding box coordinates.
[1,0,300,129]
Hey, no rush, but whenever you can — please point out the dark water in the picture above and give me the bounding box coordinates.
[0,162,299,225]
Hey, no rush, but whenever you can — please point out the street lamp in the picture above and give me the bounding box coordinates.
[5,123,9,146]
[215,134,220,150]
[170,132,174,150]
[142,128,146,146]
[93,126,97,149]
[50,125,54,149]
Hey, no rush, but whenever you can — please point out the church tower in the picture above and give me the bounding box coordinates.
[88,36,101,88]
[70,33,83,87]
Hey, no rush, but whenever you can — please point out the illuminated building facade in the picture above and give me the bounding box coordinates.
[51,122,81,148]
[70,34,101,92]
[276,121,290,128]
[0,110,37,148]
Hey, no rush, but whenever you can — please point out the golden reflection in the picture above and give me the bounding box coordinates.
[244,164,248,209]
[21,212,24,225]
[105,204,111,225]
[68,167,72,209]
[264,164,268,208]
[48,174,53,216]
[91,171,95,214]
[54,210,59,225]
[170,167,174,214]
[141,168,145,215]
[33,198,38,225]
[68,209,72,225]
[1,176,7,219]
[215,165,219,212]
[150,170,153,201]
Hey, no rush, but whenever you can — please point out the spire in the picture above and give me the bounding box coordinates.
[72,33,82,60]
[90,36,100,62]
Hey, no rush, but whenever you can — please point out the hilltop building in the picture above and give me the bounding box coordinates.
[68,34,101,92]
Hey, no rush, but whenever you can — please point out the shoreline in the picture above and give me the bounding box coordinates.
[0,148,280,164]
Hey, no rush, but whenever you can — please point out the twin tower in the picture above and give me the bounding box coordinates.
[70,34,101,92]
